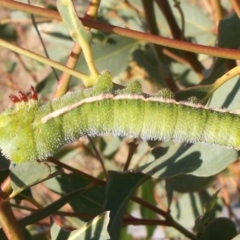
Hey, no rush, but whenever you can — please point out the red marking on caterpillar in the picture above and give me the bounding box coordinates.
[29,86,38,100]
[9,94,21,103]
[18,91,28,102]
[9,86,38,103]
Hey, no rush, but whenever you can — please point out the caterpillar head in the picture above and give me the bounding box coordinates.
[0,89,39,164]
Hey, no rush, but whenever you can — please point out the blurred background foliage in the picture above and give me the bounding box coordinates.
[1,0,240,239]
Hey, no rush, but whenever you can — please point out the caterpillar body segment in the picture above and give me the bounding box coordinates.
[0,72,240,164]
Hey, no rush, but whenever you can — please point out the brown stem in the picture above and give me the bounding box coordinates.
[132,195,169,218]
[27,0,59,82]
[123,216,169,226]
[132,195,196,239]
[47,157,105,185]
[53,44,82,98]
[49,157,195,238]
[88,136,108,178]
[0,200,25,240]
[155,0,204,78]
[169,214,196,240]
[48,157,171,218]
[142,0,165,62]
[0,176,13,199]
[142,0,178,91]
[1,1,240,60]
[123,141,139,171]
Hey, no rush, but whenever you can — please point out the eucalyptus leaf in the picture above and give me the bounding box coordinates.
[104,171,148,240]
[51,212,110,240]
[137,143,238,178]
[198,218,237,240]
[45,172,105,217]
[19,187,87,228]
[76,35,139,76]
[68,211,110,240]
[10,162,60,198]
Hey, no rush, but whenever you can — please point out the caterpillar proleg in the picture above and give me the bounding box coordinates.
[0,72,239,164]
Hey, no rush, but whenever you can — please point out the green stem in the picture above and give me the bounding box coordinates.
[82,41,99,77]
[0,39,93,86]
[57,0,98,78]
[54,0,101,98]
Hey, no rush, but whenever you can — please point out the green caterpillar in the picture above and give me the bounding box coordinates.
[0,72,239,164]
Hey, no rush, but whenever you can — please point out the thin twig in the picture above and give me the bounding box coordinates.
[47,157,105,185]
[141,0,178,92]
[88,136,108,178]
[27,0,59,81]
[123,141,139,171]
[0,200,25,240]
[155,0,204,78]
[1,1,240,60]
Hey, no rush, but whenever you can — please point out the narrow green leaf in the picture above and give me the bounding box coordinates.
[18,187,87,227]
[57,0,98,83]
[104,171,148,240]
[204,189,221,214]
[165,177,175,209]
[140,179,157,238]
[45,173,105,217]
[57,0,91,43]
[175,69,240,105]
